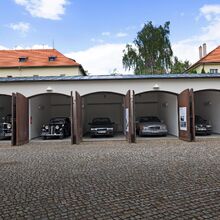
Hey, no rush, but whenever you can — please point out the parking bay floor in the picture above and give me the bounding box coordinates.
[0,140,219,219]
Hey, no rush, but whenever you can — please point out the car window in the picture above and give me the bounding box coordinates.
[92,118,111,124]
[139,116,160,123]
[195,115,206,123]
[50,118,65,123]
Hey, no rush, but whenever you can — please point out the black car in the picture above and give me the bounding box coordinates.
[0,114,12,139]
[195,115,212,135]
[41,117,71,139]
[89,117,115,137]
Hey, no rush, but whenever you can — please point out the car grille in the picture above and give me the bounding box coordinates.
[149,126,160,130]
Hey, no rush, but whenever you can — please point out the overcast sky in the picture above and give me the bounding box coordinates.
[1,0,220,74]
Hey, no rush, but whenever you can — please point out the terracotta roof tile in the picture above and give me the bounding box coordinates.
[188,46,220,71]
[0,49,81,68]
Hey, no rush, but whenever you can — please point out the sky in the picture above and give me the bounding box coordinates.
[1,0,220,75]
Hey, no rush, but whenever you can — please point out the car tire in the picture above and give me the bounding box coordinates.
[42,136,46,140]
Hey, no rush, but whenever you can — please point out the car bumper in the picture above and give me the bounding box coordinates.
[0,131,12,138]
[90,130,114,136]
[140,129,168,136]
[41,132,63,137]
[195,128,212,135]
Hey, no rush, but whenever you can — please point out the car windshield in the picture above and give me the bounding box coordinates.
[50,118,65,123]
[92,118,111,125]
[139,116,161,123]
[195,115,206,123]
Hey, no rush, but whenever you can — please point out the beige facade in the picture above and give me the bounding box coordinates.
[191,64,219,74]
[0,66,83,77]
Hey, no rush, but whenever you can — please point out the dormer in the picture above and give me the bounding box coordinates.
[48,55,57,62]
[18,56,28,62]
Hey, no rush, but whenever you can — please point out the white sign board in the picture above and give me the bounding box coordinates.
[124,108,129,133]
[179,107,187,131]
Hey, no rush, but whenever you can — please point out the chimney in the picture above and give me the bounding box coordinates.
[203,43,207,57]
[199,45,203,59]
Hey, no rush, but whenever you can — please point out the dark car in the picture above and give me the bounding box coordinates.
[41,117,71,139]
[0,114,12,139]
[136,116,168,137]
[89,117,115,137]
[195,115,212,135]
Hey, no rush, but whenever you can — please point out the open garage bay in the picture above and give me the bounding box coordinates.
[0,140,219,219]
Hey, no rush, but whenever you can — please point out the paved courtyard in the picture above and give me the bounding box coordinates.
[0,139,219,219]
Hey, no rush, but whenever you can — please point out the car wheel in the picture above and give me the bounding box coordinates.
[42,136,46,140]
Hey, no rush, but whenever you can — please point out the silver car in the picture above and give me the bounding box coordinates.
[136,116,168,137]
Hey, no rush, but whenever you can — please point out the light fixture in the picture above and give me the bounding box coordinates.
[162,102,168,108]
[46,86,53,92]
[204,101,212,106]
[153,84,159,90]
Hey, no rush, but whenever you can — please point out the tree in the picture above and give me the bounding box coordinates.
[170,56,191,73]
[122,21,173,74]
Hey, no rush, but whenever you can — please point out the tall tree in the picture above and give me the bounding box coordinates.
[122,21,173,74]
[170,56,191,73]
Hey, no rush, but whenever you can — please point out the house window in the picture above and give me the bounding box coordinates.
[48,56,57,62]
[18,56,28,62]
[7,75,12,78]
[210,69,218,74]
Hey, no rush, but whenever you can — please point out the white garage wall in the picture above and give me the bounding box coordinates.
[195,91,220,134]
[29,95,51,139]
[135,93,159,119]
[50,95,70,118]
[0,96,11,121]
[158,93,178,136]
[83,93,123,133]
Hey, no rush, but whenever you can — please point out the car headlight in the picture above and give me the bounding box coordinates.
[45,125,49,130]
[206,125,212,128]
[91,128,96,131]
[7,124,11,129]
[161,125,167,129]
[107,128,113,131]
[55,125,60,129]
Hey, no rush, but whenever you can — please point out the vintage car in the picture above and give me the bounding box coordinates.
[89,117,115,137]
[195,115,212,135]
[136,116,168,137]
[41,117,71,139]
[0,114,12,139]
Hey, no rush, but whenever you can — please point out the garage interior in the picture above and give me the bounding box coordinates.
[29,93,71,140]
[194,90,220,135]
[82,92,125,139]
[0,95,11,120]
[0,95,12,141]
[135,91,179,137]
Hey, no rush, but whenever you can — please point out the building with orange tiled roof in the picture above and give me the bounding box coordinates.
[187,44,220,74]
[0,49,86,77]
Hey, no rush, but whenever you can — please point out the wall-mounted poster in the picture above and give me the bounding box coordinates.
[179,107,187,131]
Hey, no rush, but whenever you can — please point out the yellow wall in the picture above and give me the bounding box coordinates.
[192,64,220,73]
[0,66,83,77]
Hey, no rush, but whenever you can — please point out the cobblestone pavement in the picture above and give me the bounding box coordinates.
[0,139,220,219]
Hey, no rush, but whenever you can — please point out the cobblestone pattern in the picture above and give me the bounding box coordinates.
[0,139,220,219]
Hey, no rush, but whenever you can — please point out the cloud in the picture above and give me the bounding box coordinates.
[200,4,220,21]
[14,0,68,20]
[116,32,128,38]
[102,32,110,36]
[65,43,133,75]
[8,22,30,33]
[173,4,220,64]
[0,44,52,50]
